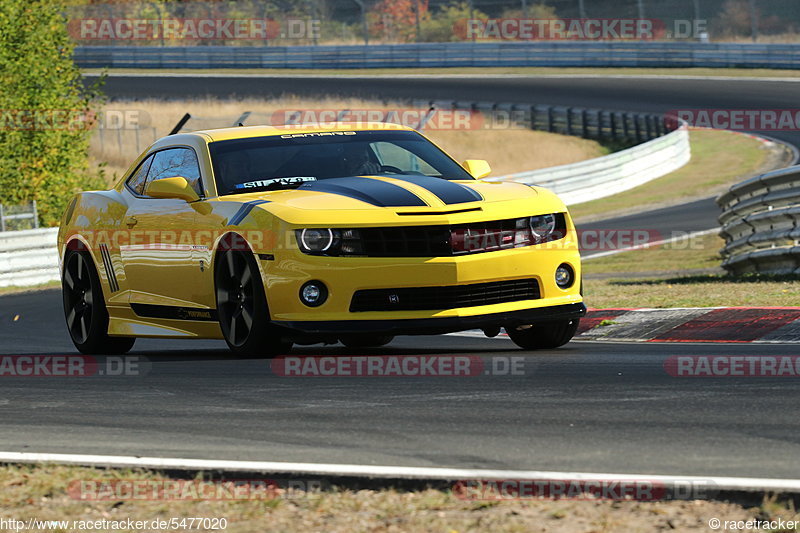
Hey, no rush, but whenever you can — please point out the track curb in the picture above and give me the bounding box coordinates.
[577,307,800,343]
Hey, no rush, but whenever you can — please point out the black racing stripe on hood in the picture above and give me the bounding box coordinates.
[387,175,483,205]
[229,199,270,226]
[299,177,427,207]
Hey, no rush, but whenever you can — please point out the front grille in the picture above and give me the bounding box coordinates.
[352,215,565,258]
[350,278,540,312]
[359,226,451,257]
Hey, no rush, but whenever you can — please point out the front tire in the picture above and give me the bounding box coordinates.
[506,318,580,350]
[62,249,135,355]
[215,250,290,357]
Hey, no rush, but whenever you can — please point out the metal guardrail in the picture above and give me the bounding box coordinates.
[75,42,800,70]
[0,228,60,288]
[0,201,38,232]
[718,165,800,275]
[490,123,690,205]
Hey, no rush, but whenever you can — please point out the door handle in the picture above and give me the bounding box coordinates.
[126,216,138,227]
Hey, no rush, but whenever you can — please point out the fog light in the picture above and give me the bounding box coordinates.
[300,281,328,307]
[555,264,574,288]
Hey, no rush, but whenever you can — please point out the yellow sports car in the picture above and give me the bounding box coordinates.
[58,123,584,356]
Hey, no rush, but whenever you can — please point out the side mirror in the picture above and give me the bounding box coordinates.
[462,159,492,179]
[145,177,200,202]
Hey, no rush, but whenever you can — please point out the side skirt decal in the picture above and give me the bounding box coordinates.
[131,303,218,322]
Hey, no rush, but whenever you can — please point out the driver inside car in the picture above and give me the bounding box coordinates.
[342,143,381,176]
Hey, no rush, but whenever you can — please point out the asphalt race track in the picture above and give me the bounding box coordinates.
[1,288,800,479]
[0,75,794,479]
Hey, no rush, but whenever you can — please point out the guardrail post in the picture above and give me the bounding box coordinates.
[645,116,654,140]
[609,112,617,139]
[622,113,630,140]
[566,108,573,136]
[581,109,589,138]
[32,201,38,229]
[546,106,555,133]
[634,115,643,143]
[0,204,5,232]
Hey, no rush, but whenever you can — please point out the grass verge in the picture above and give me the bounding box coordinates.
[585,274,800,309]
[569,129,772,222]
[87,67,800,78]
[1,464,796,532]
[582,233,800,308]
[0,281,59,297]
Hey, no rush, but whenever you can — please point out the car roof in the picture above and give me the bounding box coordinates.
[188,121,416,143]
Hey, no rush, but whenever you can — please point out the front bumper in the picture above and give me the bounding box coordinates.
[259,235,583,327]
[273,302,587,335]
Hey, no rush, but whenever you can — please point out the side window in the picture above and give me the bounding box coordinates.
[145,148,203,197]
[125,155,153,196]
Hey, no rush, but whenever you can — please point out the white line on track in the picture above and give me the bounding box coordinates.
[0,451,798,493]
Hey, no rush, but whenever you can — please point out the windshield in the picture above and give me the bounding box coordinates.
[209,130,474,196]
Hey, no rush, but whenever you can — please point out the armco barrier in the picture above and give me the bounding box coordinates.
[490,123,690,205]
[718,165,800,275]
[74,42,800,70]
[0,228,60,288]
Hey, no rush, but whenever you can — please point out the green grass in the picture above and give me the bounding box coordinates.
[0,280,59,296]
[85,67,800,78]
[0,464,794,532]
[584,233,724,274]
[583,233,800,308]
[570,129,770,222]
[585,274,800,309]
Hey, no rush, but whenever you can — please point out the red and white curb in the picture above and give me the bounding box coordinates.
[452,307,800,343]
[577,307,800,343]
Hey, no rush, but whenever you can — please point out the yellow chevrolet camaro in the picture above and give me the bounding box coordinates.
[58,123,584,356]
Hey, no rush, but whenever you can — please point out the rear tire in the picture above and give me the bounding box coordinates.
[62,249,135,355]
[215,249,291,358]
[339,335,394,348]
[506,318,580,350]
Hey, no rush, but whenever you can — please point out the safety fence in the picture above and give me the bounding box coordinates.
[75,42,800,70]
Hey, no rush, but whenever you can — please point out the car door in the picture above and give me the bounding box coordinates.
[120,147,205,309]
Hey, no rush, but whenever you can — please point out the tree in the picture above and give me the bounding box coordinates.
[0,0,106,225]
[369,0,429,43]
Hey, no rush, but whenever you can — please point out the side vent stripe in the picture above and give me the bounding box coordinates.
[99,244,120,293]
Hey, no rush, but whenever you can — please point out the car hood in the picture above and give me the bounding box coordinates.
[222,175,538,211]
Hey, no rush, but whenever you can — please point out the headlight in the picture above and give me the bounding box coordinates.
[297,228,339,253]
[529,214,557,240]
[296,228,363,256]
